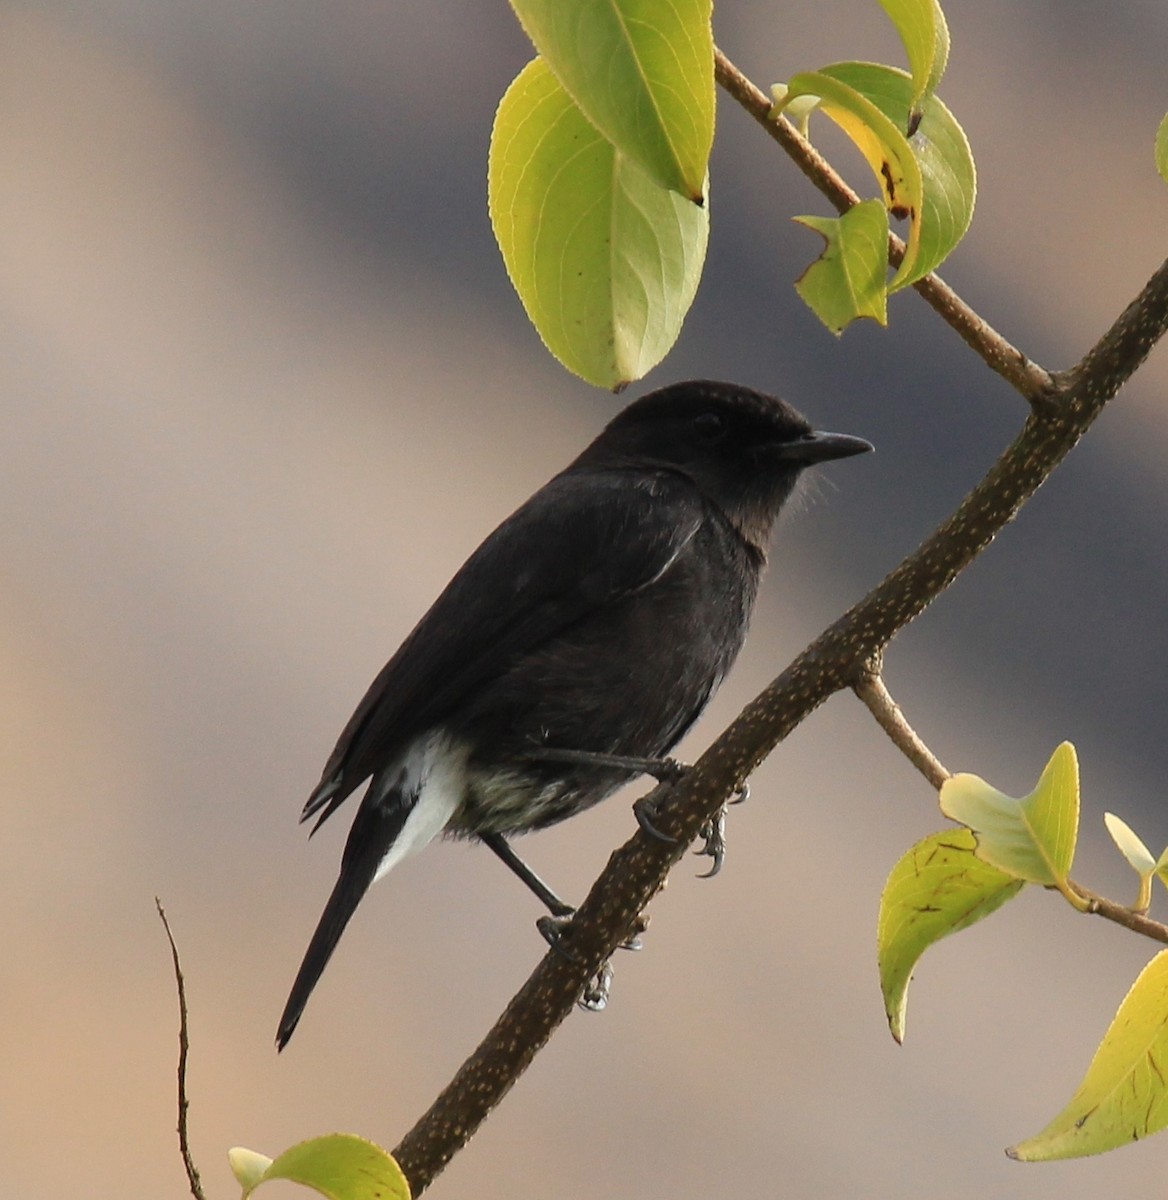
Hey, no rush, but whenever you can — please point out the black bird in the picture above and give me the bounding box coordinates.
[277,380,871,1048]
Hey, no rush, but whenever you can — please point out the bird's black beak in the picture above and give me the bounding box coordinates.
[776,430,874,463]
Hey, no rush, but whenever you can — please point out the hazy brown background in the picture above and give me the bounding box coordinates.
[2,2,1167,1197]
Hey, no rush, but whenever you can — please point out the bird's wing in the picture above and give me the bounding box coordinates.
[302,469,704,827]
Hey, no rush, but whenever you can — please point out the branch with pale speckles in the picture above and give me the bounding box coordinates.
[392,258,1168,1195]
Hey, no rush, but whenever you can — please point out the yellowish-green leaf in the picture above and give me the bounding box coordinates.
[939,742,1080,893]
[779,67,924,290]
[794,200,890,332]
[489,57,709,389]
[878,828,1024,1043]
[878,0,950,122]
[229,1135,410,1200]
[816,62,974,291]
[228,1148,273,1192]
[775,64,973,295]
[1009,950,1168,1160]
[1104,812,1155,912]
[1105,812,1156,875]
[1155,848,1168,893]
[508,0,714,201]
[1156,113,1168,185]
[770,83,819,137]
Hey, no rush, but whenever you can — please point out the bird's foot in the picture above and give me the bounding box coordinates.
[693,781,749,878]
[537,911,647,956]
[537,911,578,959]
[579,961,614,1011]
[537,911,647,1011]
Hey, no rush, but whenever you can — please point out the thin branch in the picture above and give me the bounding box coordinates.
[853,670,1168,943]
[393,259,1168,1195]
[1072,885,1168,945]
[713,46,1053,402]
[157,899,206,1200]
[853,668,950,789]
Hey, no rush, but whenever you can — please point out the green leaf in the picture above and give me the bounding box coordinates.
[794,199,890,332]
[229,1135,410,1200]
[1156,113,1168,185]
[489,57,709,389]
[877,0,950,122]
[1009,950,1168,1160]
[775,62,975,294]
[939,742,1080,894]
[507,0,714,201]
[878,828,1024,1043]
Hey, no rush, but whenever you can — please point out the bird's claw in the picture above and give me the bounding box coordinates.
[694,804,727,878]
[633,794,676,844]
[693,780,748,877]
[620,912,648,952]
[537,912,580,961]
[579,961,614,1011]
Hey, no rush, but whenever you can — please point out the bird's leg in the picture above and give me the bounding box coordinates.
[521,744,689,785]
[482,832,574,916]
[521,742,695,848]
[483,831,643,1004]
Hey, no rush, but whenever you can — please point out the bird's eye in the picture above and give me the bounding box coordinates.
[692,412,726,441]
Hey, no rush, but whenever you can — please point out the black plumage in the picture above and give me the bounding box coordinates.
[277,380,871,1048]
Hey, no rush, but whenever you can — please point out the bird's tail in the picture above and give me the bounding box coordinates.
[276,800,407,1050]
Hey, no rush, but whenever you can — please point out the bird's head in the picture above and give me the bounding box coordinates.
[575,380,873,550]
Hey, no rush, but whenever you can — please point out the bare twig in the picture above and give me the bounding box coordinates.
[712,46,1053,402]
[852,666,950,789]
[156,899,206,1200]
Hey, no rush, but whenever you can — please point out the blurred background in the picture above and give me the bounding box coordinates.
[1,2,1166,1197]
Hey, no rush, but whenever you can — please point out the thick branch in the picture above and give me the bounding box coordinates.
[713,47,1052,401]
[393,260,1168,1194]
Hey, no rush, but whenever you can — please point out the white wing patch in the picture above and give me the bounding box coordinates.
[372,731,467,884]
